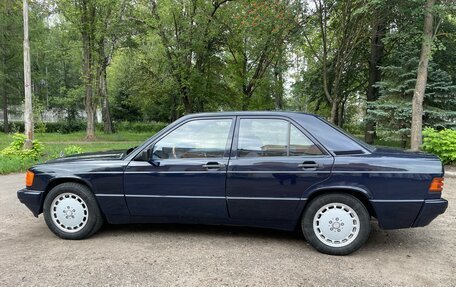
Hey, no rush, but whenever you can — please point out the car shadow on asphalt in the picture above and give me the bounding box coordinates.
[98,222,303,241]
[91,219,426,250]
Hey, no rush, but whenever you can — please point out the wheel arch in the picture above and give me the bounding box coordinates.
[44,177,94,199]
[303,186,376,218]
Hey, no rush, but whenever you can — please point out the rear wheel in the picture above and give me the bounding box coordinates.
[301,193,371,255]
[43,182,103,239]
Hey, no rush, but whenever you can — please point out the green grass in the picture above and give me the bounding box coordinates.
[0,131,151,174]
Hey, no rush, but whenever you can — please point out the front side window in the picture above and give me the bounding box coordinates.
[238,118,323,157]
[153,119,232,159]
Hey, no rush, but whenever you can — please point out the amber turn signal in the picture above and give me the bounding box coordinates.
[25,170,35,187]
[429,177,444,192]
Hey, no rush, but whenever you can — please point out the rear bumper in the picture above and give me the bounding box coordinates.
[371,198,448,229]
[17,188,45,217]
[413,198,448,227]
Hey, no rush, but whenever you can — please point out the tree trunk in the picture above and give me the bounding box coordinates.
[81,0,96,140]
[330,99,339,126]
[2,82,7,133]
[365,16,386,144]
[273,65,284,110]
[23,0,33,148]
[181,86,192,114]
[1,51,7,133]
[410,0,435,151]
[100,68,113,133]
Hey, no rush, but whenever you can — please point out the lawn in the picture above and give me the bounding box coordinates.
[0,131,153,174]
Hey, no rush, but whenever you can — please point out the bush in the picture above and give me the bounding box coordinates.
[0,121,87,134]
[1,121,168,134]
[45,121,87,134]
[64,145,83,156]
[422,128,456,165]
[0,155,36,174]
[0,133,45,160]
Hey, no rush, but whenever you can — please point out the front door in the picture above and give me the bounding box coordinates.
[124,117,235,220]
[226,117,334,222]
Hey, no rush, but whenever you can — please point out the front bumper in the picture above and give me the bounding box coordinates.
[413,198,448,227]
[17,188,45,217]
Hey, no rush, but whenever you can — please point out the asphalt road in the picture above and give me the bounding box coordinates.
[1,173,455,286]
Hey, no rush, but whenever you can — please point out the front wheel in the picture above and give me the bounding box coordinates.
[301,193,371,255]
[43,182,103,239]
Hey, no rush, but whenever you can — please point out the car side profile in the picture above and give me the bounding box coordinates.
[17,111,448,255]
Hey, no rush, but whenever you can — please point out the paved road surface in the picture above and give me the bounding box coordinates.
[1,173,455,286]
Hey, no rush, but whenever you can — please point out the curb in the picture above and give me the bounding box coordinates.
[445,171,456,178]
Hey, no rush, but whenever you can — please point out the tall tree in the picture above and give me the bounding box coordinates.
[410,0,436,151]
[149,0,232,115]
[364,2,388,144]
[57,0,97,139]
[303,0,369,125]
[23,0,33,148]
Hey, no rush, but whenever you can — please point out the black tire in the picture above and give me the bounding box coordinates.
[301,193,371,255]
[43,182,104,239]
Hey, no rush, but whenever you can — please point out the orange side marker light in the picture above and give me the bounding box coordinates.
[25,170,35,187]
[429,177,444,192]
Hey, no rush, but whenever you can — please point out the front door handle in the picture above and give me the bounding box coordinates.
[298,161,319,170]
[202,162,224,170]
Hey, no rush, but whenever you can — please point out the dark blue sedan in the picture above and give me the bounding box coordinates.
[17,112,448,255]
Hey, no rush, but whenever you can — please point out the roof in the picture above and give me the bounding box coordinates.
[181,111,320,118]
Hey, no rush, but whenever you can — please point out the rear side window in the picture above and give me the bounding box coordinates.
[237,118,323,157]
[290,125,323,156]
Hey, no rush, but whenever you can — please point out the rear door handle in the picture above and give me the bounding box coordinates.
[202,162,224,170]
[298,161,319,170]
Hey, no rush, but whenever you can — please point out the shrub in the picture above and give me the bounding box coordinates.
[0,133,45,160]
[422,128,456,165]
[45,121,86,134]
[0,155,36,174]
[64,145,83,156]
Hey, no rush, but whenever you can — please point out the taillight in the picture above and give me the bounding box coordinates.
[429,177,444,192]
[25,170,35,187]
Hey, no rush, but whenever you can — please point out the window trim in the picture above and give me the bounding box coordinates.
[233,116,329,159]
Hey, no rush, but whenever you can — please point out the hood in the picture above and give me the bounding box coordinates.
[46,150,126,163]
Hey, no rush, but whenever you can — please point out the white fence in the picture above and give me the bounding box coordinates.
[0,105,102,123]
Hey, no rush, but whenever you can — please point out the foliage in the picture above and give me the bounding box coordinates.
[0,131,146,174]
[114,121,167,133]
[63,145,83,156]
[1,0,456,149]
[423,128,456,164]
[0,133,44,160]
[0,155,37,174]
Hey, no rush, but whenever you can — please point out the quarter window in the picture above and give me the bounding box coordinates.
[238,119,322,157]
[153,119,232,159]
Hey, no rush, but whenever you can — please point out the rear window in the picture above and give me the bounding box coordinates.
[301,116,372,155]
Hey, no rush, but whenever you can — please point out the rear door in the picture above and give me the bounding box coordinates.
[226,116,333,221]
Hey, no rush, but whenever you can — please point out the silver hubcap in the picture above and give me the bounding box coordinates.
[313,202,360,247]
[51,193,89,233]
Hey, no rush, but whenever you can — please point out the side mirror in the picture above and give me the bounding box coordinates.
[137,148,152,162]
